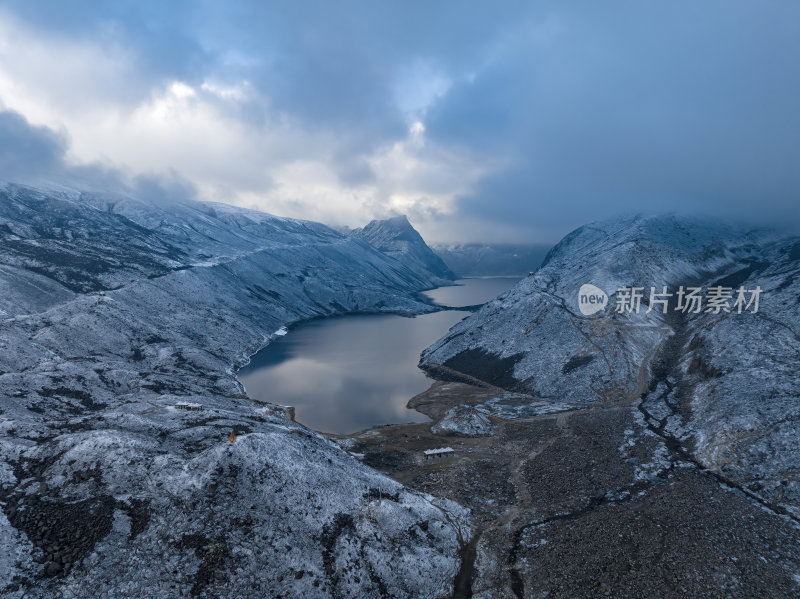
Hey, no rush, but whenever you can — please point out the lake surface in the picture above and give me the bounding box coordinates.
[422,277,522,307]
[238,277,521,434]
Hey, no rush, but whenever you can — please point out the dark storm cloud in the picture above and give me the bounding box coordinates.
[0,110,67,178]
[2,1,799,239]
[426,1,800,236]
[1,1,522,141]
[0,107,198,201]
[1,0,209,105]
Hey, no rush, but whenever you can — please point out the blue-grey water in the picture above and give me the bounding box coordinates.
[421,277,522,307]
[238,277,521,434]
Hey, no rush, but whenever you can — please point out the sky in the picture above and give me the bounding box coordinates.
[0,1,799,244]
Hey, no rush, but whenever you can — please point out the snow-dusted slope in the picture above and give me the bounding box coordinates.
[346,215,456,284]
[421,214,800,516]
[0,182,469,598]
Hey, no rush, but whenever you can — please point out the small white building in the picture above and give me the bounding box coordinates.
[424,447,455,460]
[175,402,203,411]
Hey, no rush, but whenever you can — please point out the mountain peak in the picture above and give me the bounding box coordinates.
[347,215,456,282]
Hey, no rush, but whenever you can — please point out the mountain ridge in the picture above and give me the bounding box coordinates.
[421,214,800,516]
[0,182,469,598]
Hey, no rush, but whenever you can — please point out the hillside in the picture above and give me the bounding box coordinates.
[403,215,800,596]
[0,182,469,598]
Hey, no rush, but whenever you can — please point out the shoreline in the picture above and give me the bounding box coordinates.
[233,276,521,434]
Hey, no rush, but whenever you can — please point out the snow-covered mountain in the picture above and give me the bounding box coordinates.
[345,215,456,284]
[421,214,800,518]
[0,182,469,598]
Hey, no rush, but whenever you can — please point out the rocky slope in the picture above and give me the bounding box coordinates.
[0,182,470,598]
[346,215,456,284]
[415,214,800,595]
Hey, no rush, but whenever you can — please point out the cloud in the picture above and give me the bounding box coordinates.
[131,171,199,206]
[0,109,66,178]
[0,106,198,204]
[427,1,800,239]
[0,1,799,242]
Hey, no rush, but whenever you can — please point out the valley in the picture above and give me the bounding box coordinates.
[1,187,799,598]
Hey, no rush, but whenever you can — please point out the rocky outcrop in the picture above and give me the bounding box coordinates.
[431,404,494,437]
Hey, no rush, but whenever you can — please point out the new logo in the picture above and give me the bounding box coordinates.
[578,284,608,316]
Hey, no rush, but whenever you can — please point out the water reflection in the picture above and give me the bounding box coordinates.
[238,278,520,434]
[238,311,467,433]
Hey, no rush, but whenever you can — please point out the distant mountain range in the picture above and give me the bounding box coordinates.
[432,243,551,277]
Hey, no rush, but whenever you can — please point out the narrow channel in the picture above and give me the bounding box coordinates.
[237,277,520,434]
